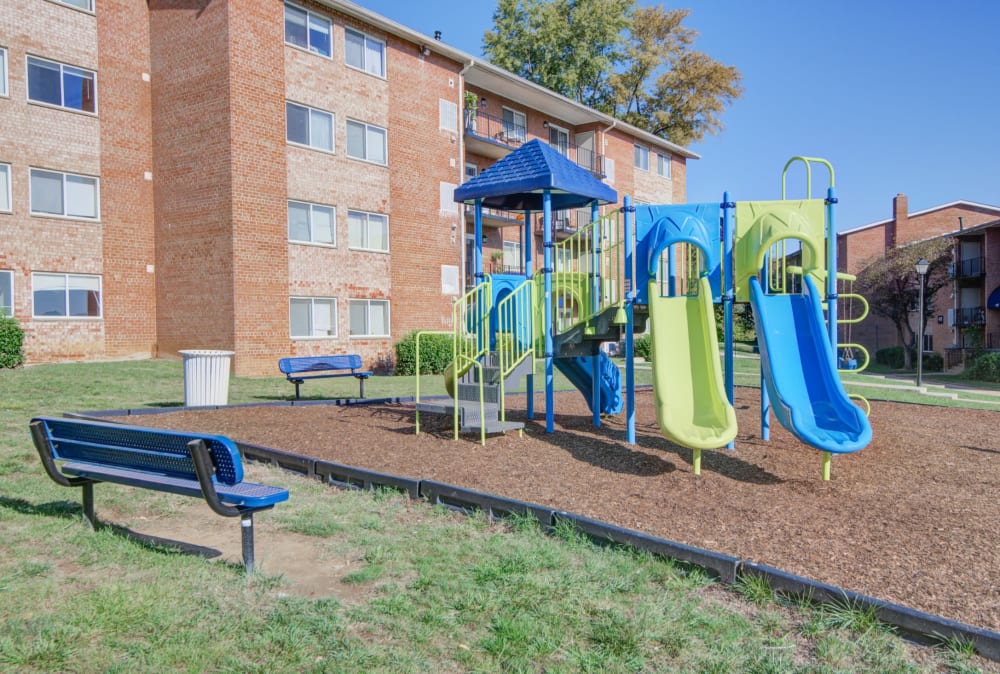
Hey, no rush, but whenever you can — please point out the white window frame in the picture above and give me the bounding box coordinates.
[0,270,13,317]
[547,123,569,156]
[283,2,332,58]
[345,28,386,78]
[657,152,672,179]
[0,163,10,213]
[32,272,102,319]
[288,200,335,246]
[501,107,527,143]
[346,119,387,165]
[289,296,337,338]
[29,168,100,220]
[51,0,95,12]
[634,144,649,171]
[0,47,8,98]
[349,298,390,338]
[26,55,97,114]
[286,101,334,153]
[348,209,389,253]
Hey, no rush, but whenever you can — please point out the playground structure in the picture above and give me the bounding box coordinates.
[415,141,872,479]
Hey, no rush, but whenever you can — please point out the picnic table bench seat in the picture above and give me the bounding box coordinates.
[30,416,289,573]
[278,354,373,399]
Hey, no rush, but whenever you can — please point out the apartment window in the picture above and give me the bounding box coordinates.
[0,48,7,97]
[346,120,387,164]
[0,270,12,317]
[345,28,385,77]
[548,124,569,156]
[502,107,526,142]
[657,152,672,179]
[32,272,101,318]
[439,99,458,132]
[604,157,615,183]
[288,200,335,245]
[284,3,331,57]
[55,0,94,10]
[633,144,649,171]
[503,240,521,271]
[349,299,389,337]
[286,102,333,152]
[0,163,10,212]
[30,168,99,219]
[290,297,336,338]
[27,56,96,113]
[348,210,389,252]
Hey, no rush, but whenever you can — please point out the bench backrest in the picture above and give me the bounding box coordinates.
[32,416,244,485]
[278,354,363,374]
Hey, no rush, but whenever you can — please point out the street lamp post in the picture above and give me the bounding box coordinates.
[915,258,929,387]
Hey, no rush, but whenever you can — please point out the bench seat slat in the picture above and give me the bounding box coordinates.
[62,461,289,509]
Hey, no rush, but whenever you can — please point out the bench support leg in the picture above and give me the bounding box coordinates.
[82,482,96,529]
[241,512,255,573]
[359,377,365,398]
[294,381,301,400]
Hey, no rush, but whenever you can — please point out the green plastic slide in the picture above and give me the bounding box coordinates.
[649,277,738,450]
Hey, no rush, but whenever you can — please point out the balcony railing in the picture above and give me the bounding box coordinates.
[463,204,524,227]
[950,256,985,278]
[954,306,986,327]
[464,111,605,176]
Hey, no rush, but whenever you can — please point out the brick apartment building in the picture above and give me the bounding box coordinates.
[0,0,692,376]
[837,194,1000,362]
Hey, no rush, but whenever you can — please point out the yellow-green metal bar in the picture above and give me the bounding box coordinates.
[496,279,535,424]
[822,451,832,481]
[692,448,702,476]
[781,156,835,198]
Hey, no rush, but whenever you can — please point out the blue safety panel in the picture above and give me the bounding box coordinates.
[278,354,366,375]
[453,139,617,212]
[61,461,288,509]
[34,416,244,484]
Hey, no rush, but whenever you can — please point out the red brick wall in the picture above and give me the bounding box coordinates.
[98,0,157,360]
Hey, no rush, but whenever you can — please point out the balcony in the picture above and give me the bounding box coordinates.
[953,306,986,327]
[464,204,525,229]
[463,112,606,176]
[535,209,591,239]
[950,256,985,279]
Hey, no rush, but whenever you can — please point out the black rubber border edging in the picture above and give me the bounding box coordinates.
[67,401,1000,663]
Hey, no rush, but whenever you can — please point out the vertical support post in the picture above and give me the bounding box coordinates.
[825,186,838,359]
[241,511,255,574]
[822,451,832,481]
[722,194,735,450]
[918,272,926,387]
[591,200,601,428]
[760,251,770,441]
[82,482,96,529]
[475,199,484,284]
[543,190,555,433]
[624,196,636,445]
[667,245,677,296]
[692,448,702,475]
[524,209,534,420]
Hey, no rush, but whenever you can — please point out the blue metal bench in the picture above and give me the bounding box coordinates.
[278,354,373,400]
[30,416,289,573]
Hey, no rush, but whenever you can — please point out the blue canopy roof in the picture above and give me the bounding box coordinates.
[454,139,618,211]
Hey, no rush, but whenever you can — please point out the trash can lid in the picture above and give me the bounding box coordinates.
[178,349,236,356]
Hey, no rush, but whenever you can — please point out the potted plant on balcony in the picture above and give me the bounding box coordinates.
[464,92,478,133]
[490,250,504,273]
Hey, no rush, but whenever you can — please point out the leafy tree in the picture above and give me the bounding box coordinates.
[483,1,742,145]
[854,238,951,370]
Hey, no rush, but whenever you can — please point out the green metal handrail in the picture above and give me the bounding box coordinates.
[495,278,535,423]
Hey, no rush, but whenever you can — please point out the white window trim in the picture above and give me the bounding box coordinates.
[285,101,335,154]
[657,152,672,179]
[501,106,527,142]
[344,27,387,79]
[547,122,570,154]
[29,167,100,221]
[287,200,336,247]
[0,269,13,317]
[46,0,95,13]
[289,296,338,339]
[283,2,333,60]
[346,119,388,166]
[0,47,8,98]
[26,54,98,116]
[349,298,390,338]
[0,163,11,213]
[31,272,102,319]
[347,209,390,253]
[634,143,650,171]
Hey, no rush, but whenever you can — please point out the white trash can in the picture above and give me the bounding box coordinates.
[180,350,234,406]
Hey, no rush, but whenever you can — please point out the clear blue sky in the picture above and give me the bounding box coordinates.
[362,0,1000,230]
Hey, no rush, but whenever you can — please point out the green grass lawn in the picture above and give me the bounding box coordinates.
[0,359,994,672]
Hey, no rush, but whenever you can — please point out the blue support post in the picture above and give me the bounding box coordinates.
[624,196,636,445]
[722,193,735,450]
[591,200,601,428]
[826,187,839,362]
[474,199,484,283]
[760,250,770,441]
[543,191,555,433]
[524,209,534,420]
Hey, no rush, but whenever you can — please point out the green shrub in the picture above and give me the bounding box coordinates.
[394,331,454,375]
[875,346,906,369]
[922,351,943,373]
[963,352,1000,382]
[634,334,652,361]
[0,314,24,368]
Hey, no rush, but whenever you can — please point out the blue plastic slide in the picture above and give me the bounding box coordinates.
[749,275,871,453]
[554,352,624,415]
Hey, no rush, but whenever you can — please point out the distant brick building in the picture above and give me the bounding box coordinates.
[837,194,1000,362]
[0,0,694,375]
